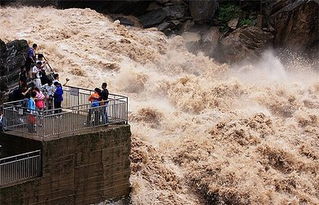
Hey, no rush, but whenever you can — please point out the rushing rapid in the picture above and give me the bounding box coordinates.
[1,7,319,204]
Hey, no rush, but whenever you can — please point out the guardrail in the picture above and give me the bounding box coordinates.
[0,150,41,186]
[2,86,128,140]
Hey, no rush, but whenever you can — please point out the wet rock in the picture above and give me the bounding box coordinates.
[0,40,6,57]
[163,4,186,20]
[114,17,135,26]
[218,26,274,63]
[189,0,218,23]
[180,20,195,33]
[158,22,171,31]
[184,27,221,58]
[227,18,239,30]
[270,0,319,51]
[256,14,263,28]
[140,4,186,31]
[139,8,168,28]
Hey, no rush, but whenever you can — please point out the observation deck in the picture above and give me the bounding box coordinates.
[2,86,128,141]
[0,86,131,204]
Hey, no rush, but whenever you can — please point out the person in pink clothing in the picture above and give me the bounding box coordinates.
[34,87,45,111]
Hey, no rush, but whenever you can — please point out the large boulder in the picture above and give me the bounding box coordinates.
[0,39,28,92]
[270,0,319,51]
[139,8,168,28]
[0,40,6,77]
[189,0,218,23]
[139,4,187,28]
[218,26,274,63]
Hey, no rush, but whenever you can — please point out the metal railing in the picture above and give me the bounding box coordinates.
[0,150,41,186]
[62,85,128,108]
[2,86,128,140]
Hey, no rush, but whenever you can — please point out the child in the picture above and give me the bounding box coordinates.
[34,87,46,111]
[27,92,37,133]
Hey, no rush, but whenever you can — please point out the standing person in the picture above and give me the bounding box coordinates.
[34,88,45,111]
[9,85,31,102]
[42,80,55,110]
[39,65,49,85]
[53,73,69,86]
[27,91,37,133]
[53,82,63,114]
[100,83,109,124]
[0,108,6,131]
[87,88,101,126]
[32,61,43,89]
[19,66,28,85]
[25,44,37,77]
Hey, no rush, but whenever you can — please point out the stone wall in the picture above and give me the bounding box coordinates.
[0,125,131,205]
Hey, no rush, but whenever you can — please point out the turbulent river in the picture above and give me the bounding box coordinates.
[1,7,319,204]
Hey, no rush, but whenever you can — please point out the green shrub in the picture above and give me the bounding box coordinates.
[217,3,242,24]
[239,18,254,27]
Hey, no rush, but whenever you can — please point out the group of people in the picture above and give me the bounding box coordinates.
[8,43,67,132]
[4,43,111,133]
[87,83,109,125]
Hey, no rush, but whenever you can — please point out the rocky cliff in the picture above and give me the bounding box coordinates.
[0,39,28,104]
[1,0,318,63]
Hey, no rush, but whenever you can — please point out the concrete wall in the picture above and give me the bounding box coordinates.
[0,125,131,205]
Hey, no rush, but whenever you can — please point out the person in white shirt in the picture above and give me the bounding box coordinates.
[42,80,55,110]
[32,62,42,89]
[52,73,69,86]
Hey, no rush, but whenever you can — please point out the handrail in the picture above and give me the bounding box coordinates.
[0,155,40,166]
[3,97,126,113]
[42,55,55,74]
[64,85,128,99]
[0,150,41,163]
[0,149,42,186]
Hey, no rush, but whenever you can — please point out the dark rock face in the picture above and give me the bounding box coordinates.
[270,0,319,51]
[114,17,135,26]
[218,26,274,63]
[189,0,218,23]
[0,39,28,92]
[139,3,187,31]
[58,0,152,16]
[139,8,168,28]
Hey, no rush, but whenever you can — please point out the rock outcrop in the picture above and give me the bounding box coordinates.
[218,26,274,63]
[270,0,319,52]
[0,39,28,92]
[189,0,219,23]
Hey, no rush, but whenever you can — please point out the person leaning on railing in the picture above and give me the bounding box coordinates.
[87,88,102,126]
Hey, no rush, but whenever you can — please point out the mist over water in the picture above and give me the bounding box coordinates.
[1,7,319,204]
